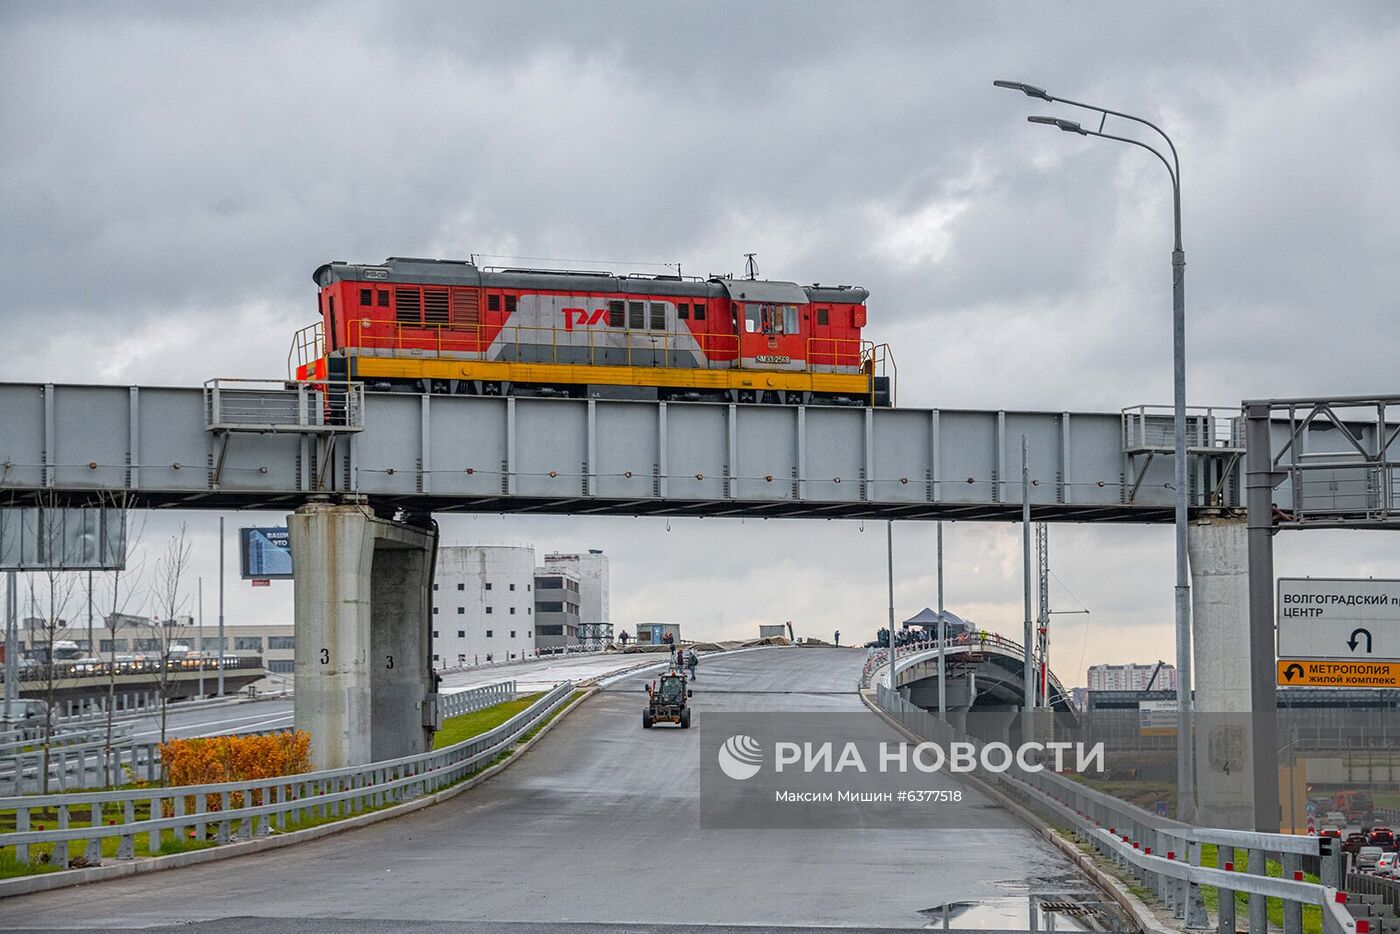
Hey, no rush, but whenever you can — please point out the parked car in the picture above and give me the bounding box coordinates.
[1357,846,1384,871]
[1343,833,1368,855]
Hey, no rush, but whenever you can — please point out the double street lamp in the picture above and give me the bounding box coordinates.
[995,80,1194,820]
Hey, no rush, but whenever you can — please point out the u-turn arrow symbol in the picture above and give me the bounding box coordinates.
[1347,628,1373,653]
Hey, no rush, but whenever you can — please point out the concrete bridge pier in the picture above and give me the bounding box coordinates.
[969,707,1019,747]
[289,500,440,770]
[1189,516,1256,829]
[907,671,977,712]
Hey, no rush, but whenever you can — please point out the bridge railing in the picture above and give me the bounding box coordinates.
[12,654,264,683]
[0,682,575,871]
[439,681,516,719]
[204,378,364,433]
[1121,405,1246,452]
[861,634,1070,705]
[876,686,1353,934]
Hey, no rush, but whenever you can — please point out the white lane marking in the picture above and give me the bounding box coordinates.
[200,714,295,737]
[130,708,293,738]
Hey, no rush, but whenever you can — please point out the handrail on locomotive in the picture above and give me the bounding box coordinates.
[290,319,896,406]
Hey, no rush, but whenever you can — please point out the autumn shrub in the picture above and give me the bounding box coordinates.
[159,731,311,813]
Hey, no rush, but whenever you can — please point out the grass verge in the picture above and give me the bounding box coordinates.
[432,692,544,749]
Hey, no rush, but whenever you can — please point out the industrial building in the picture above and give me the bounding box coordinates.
[541,551,609,627]
[636,622,682,645]
[433,544,537,667]
[533,566,581,650]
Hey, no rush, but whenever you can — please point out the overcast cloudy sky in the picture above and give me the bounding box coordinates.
[3,2,1396,685]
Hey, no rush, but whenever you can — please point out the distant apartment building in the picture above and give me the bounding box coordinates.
[533,567,581,650]
[433,545,536,667]
[1086,662,1177,692]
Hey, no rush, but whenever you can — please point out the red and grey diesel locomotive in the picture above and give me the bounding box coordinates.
[292,257,893,405]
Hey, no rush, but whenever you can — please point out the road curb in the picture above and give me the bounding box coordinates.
[858,690,1178,934]
[0,688,594,900]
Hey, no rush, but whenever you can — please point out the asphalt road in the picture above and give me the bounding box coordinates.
[3,648,1090,932]
[439,652,668,693]
[122,698,294,742]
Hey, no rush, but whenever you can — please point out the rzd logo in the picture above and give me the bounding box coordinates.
[560,307,608,331]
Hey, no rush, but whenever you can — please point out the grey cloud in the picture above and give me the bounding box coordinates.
[3,1,1397,683]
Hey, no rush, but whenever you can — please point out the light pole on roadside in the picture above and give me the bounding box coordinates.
[995,79,1194,819]
[936,521,946,720]
[886,520,897,695]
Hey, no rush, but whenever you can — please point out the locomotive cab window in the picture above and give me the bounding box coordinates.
[678,303,689,320]
[360,288,372,305]
[693,301,706,321]
[744,305,760,333]
[377,290,389,307]
[746,303,798,335]
[816,307,829,325]
[487,294,501,312]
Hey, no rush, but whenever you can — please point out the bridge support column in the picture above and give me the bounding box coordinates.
[907,671,976,712]
[969,708,1019,746]
[1188,516,1255,829]
[289,501,439,770]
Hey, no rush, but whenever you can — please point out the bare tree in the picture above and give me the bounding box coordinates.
[97,491,146,786]
[25,506,81,794]
[149,524,193,745]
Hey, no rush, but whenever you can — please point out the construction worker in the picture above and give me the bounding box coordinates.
[686,648,698,679]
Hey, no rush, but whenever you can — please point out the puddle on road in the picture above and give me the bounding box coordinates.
[918,891,1134,932]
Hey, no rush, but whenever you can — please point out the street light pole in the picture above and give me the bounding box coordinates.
[936,521,946,720]
[1021,436,1034,742]
[886,520,897,695]
[995,80,1194,819]
[218,517,226,697]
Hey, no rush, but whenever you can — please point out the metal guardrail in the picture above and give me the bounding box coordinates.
[439,681,515,719]
[876,686,1356,934]
[1344,872,1400,918]
[0,681,574,871]
[1,722,142,794]
[0,722,133,755]
[204,378,364,434]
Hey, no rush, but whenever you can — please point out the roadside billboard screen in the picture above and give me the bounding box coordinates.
[239,527,293,579]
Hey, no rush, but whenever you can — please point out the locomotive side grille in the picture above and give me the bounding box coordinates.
[395,288,422,324]
[450,288,480,325]
[423,288,450,324]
